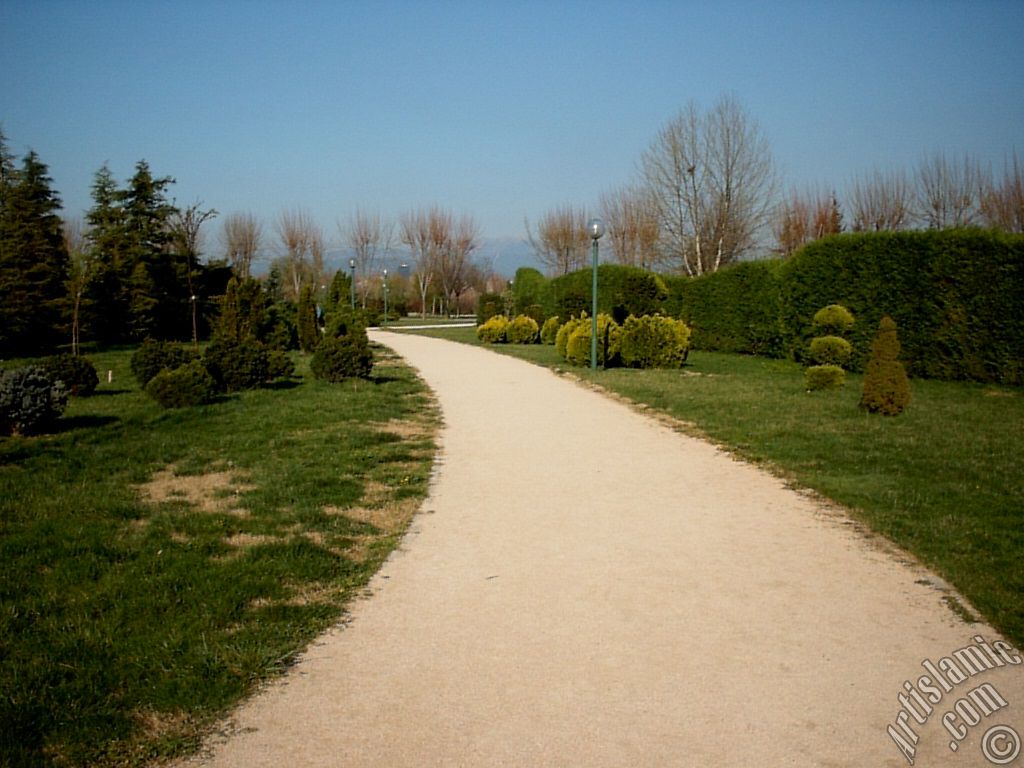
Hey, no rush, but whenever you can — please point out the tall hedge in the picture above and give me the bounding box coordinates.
[779,229,1024,382]
[546,264,668,322]
[665,260,786,357]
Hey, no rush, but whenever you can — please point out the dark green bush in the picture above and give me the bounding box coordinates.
[476,315,509,344]
[145,361,218,408]
[506,315,540,344]
[310,333,373,381]
[861,316,912,415]
[130,339,198,387]
[0,366,67,436]
[203,338,271,393]
[565,313,621,367]
[808,335,853,368]
[259,302,298,350]
[547,264,668,321]
[620,315,691,369]
[476,292,505,325]
[540,316,561,345]
[40,354,99,397]
[804,364,846,391]
[267,349,296,381]
[666,260,786,357]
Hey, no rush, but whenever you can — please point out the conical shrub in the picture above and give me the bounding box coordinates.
[860,316,911,416]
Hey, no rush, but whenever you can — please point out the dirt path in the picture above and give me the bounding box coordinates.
[182,332,1023,767]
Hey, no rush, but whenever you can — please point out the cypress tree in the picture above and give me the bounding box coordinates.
[860,316,911,415]
[297,284,320,352]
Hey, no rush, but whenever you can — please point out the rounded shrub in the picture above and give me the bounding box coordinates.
[267,349,296,381]
[861,316,911,415]
[804,364,846,391]
[808,335,852,368]
[540,316,560,345]
[131,339,198,387]
[506,315,540,344]
[203,337,271,393]
[310,333,374,382]
[145,361,218,408]
[41,354,99,396]
[476,315,509,344]
[555,315,584,359]
[812,304,855,336]
[565,313,621,368]
[0,366,67,436]
[620,315,691,369]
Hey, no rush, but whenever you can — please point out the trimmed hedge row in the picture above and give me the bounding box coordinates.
[666,229,1024,383]
[545,264,669,322]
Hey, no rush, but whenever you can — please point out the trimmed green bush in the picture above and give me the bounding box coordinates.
[310,333,373,381]
[804,364,846,391]
[41,354,99,397]
[130,339,198,387]
[540,316,561,345]
[813,304,855,335]
[145,361,218,408]
[267,349,296,381]
[565,313,621,367]
[555,315,584,359]
[808,335,853,368]
[476,315,509,344]
[665,260,786,357]
[620,315,691,369]
[506,315,540,344]
[202,338,271,393]
[861,316,912,415]
[547,264,668,321]
[0,366,67,436]
[476,292,504,325]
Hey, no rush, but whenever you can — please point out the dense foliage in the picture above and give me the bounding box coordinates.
[0,366,67,435]
[310,332,373,381]
[506,314,540,344]
[145,360,218,408]
[40,353,99,396]
[619,314,691,369]
[130,338,199,387]
[546,264,668,322]
[564,313,621,368]
[861,316,912,415]
[476,314,509,344]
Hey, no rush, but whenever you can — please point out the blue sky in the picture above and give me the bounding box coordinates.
[2,0,1022,265]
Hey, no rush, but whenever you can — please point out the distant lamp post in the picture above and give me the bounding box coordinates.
[348,258,356,309]
[190,294,198,350]
[587,218,605,370]
[382,268,389,327]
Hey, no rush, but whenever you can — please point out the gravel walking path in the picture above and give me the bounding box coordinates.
[182,332,1023,767]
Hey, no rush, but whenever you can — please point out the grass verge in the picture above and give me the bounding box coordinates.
[0,345,438,767]
[399,325,1024,647]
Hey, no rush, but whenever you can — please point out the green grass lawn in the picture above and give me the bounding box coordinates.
[0,345,438,767]
[399,325,1024,647]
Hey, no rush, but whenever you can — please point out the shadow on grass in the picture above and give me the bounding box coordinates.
[53,414,120,433]
[263,379,303,391]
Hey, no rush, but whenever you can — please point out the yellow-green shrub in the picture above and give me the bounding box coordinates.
[812,304,855,335]
[506,315,540,344]
[805,364,846,390]
[619,315,691,369]
[540,316,560,345]
[808,335,852,367]
[861,316,911,415]
[555,315,583,358]
[476,315,509,344]
[565,313,621,367]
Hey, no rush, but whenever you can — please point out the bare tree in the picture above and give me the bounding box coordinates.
[600,185,661,269]
[525,205,590,275]
[773,188,843,257]
[169,202,218,347]
[275,209,319,300]
[847,170,912,232]
[345,210,393,307]
[914,152,982,229]
[222,212,262,279]
[400,208,437,318]
[980,152,1024,233]
[437,213,480,315]
[641,95,776,275]
[62,217,90,355]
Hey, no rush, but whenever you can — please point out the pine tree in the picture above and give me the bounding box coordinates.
[0,149,69,357]
[297,284,320,352]
[84,164,128,344]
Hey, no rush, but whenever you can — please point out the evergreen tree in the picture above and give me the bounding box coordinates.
[0,149,69,357]
[84,164,128,343]
[297,283,320,352]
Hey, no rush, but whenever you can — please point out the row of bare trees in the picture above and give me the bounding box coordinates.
[527,95,1022,275]
[217,206,486,313]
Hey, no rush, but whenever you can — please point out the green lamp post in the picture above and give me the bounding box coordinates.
[587,218,605,370]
